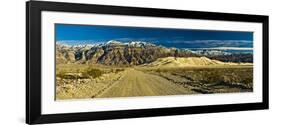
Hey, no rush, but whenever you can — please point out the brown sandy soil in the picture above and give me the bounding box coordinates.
[55,57,253,100]
[96,68,196,98]
[56,70,125,100]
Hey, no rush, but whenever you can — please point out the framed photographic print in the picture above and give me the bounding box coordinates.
[26,1,269,124]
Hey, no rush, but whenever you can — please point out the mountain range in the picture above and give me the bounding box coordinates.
[56,40,253,66]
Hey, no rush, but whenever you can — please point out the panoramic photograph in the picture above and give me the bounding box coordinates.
[55,24,253,100]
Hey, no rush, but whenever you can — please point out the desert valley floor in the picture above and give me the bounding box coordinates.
[56,57,253,100]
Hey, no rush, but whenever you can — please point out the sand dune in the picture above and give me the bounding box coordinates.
[143,57,252,67]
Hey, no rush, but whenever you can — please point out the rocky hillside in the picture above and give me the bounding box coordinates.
[56,40,253,66]
[56,40,197,66]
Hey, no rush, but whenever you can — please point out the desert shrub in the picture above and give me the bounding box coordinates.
[110,68,124,73]
[56,71,65,78]
[82,68,104,78]
[57,73,76,79]
[115,68,125,73]
[56,70,69,79]
[155,68,161,73]
[57,70,83,79]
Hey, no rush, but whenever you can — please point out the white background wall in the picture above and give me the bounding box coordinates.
[0,0,279,124]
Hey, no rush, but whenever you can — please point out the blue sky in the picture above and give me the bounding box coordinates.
[55,24,253,48]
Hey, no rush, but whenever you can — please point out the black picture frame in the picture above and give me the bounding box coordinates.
[26,1,269,124]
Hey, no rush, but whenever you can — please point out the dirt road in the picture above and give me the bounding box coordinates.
[96,68,195,98]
